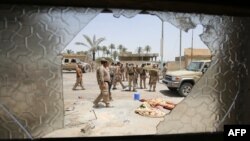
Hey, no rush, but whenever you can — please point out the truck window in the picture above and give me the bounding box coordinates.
[71,59,76,63]
[64,59,69,63]
[186,62,204,71]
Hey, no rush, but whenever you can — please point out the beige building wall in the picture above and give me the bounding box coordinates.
[184,48,212,66]
[167,48,211,70]
[166,61,186,71]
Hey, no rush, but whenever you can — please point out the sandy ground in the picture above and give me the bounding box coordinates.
[43,71,184,137]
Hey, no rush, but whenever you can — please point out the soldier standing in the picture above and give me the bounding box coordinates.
[112,62,126,90]
[125,63,129,81]
[161,63,168,80]
[134,64,140,88]
[128,63,136,91]
[109,62,116,101]
[72,63,85,90]
[139,64,147,89]
[120,63,125,81]
[149,64,159,92]
[93,58,111,107]
[91,62,95,72]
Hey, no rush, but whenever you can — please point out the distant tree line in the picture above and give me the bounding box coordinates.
[65,34,152,62]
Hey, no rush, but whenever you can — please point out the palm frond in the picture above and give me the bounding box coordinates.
[83,35,94,47]
[95,38,105,46]
[75,42,87,46]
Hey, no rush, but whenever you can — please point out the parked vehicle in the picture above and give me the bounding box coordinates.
[62,58,91,73]
[141,62,159,70]
[162,60,211,97]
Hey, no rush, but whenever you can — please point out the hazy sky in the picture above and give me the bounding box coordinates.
[65,13,208,61]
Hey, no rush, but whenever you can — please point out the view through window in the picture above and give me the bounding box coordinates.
[44,13,210,137]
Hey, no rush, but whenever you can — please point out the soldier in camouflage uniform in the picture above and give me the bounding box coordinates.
[93,58,111,107]
[149,64,159,92]
[139,64,147,89]
[72,63,85,90]
[112,62,126,90]
[125,63,129,81]
[109,62,116,100]
[161,63,168,80]
[128,63,136,91]
[120,63,125,81]
[134,64,140,88]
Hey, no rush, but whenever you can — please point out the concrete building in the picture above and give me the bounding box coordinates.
[167,48,211,70]
[184,48,211,66]
[118,52,159,64]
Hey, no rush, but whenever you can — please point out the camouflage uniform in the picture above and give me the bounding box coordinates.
[134,65,140,88]
[91,62,95,72]
[120,64,125,81]
[139,66,147,89]
[113,63,126,89]
[109,63,116,100]
[125,63,129,81]
[162,64,168,79]
[149,66,159,92]
[72,64,85,90]
[128,64,136,91]
[93,64,110,107]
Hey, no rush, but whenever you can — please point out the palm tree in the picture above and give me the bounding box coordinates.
[118,44,123,54]
[112,50,118,61]
[137,46,144,61]
[106,50,111,57]
[66,49,74,54]
[136,46,143,55]
[102,46,107,57]
[75,34,105,61]
[121,47,127,54]
[144,45,151,54]
[109,44,116,57]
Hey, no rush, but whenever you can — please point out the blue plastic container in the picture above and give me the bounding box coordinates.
[133,93,140,101]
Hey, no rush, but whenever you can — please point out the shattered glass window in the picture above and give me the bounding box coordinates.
[0,4,249,139]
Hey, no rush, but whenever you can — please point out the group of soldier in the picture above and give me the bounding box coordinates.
[72,58,167,108]
[109,61,160,92]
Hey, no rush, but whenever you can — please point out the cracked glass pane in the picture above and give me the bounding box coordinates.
[0,5,102,138]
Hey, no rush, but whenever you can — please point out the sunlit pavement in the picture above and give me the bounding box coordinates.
[43,71,184,137]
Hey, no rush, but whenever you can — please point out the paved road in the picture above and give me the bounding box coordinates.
[44,71,184,137]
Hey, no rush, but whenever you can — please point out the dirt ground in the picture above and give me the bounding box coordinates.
[43,71,184,137]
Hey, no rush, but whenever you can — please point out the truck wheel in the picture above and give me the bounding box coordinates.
[82,66,90,73]
[81,68,86,73]
[179,82,193,97]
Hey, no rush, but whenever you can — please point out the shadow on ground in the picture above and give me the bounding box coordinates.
[159,90,183,98]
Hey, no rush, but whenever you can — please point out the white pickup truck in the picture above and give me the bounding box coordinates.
[162,60,211,97]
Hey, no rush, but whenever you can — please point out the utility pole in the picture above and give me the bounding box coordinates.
[160,20,164,71]
[191,29,194,62]
[179,29,182,70]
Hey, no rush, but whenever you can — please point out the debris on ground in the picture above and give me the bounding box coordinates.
[135,102,166,118]
[65,120,84,127]
[135,98,177,118]
[80,122,93,134]
[123,119,130,124]
[139,98,176,110]
[65,106,75,111]
[78,96,84,99]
